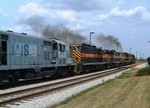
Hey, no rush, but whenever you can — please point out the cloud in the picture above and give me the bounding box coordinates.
[44,0,102,11]
[0,8,8,16]
[18,2,78,22]
[17,2,150,36]
[17,2,97,32]
[13,25,35,35]
[110,6,146,17]
[19,2,50,18]
[98,6,150,22]
[142,11,150,21]
[44,0,125,12]
[56,10,76,21]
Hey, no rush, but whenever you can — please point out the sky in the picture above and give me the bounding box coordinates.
[0,0,150,59]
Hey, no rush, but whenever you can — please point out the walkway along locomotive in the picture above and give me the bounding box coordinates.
[0,30,135,86]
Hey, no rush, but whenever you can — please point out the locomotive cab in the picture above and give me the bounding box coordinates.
[52,39,67,64]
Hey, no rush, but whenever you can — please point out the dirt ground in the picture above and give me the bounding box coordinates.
[53,68,150,108]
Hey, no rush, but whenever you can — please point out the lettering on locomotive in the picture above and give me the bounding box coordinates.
[12,43,37,56]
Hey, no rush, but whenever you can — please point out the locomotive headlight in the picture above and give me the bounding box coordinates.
[51,60,56,64]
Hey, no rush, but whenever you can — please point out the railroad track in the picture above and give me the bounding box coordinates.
[0,64,139,107]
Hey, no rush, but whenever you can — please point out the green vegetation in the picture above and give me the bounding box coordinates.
[50,79,114,108]
[136,67,150,76]
[118,71,136,79]
[50,69,150,108]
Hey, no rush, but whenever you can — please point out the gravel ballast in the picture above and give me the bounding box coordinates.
[9,68,133,108]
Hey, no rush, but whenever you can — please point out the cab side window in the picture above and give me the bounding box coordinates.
[63,45,65,51]
[59,44,63,51]
[53,43,57,50]
[59,44,66,52]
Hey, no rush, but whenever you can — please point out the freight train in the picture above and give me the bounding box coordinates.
[0,30,135,86]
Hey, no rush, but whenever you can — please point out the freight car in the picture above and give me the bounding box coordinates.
[0,30,135,86]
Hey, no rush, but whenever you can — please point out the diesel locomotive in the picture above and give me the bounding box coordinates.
[70,44,135,73]
[0,30,135,86]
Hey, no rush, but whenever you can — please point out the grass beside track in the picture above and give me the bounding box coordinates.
[50,68,150,108]
[137,67,150,76]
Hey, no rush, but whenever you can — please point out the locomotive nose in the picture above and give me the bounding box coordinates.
[70,45,81,64]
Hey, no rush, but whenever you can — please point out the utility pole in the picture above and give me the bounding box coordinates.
[117,43,119,52]
[136,51,138,60]
[130,48,132,54]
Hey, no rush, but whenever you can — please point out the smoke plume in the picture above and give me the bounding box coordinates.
[20,16,122,51]
[96,33,122,51]
[22,16,86,45]
[41,24,86,45]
